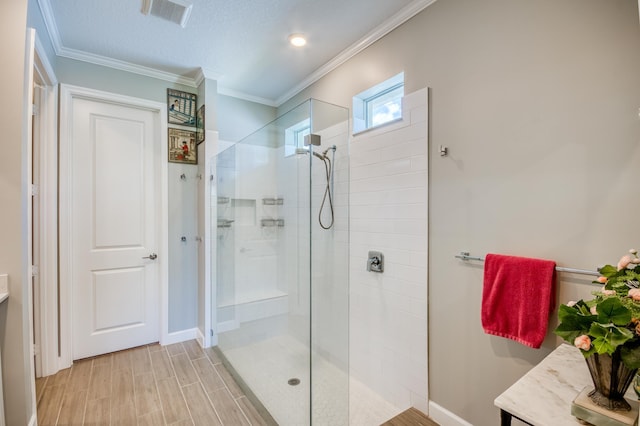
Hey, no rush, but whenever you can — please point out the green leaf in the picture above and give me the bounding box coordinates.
[600,264,618,278]
[621,341,640,370]
[554,303,597,343]
[554,322,583,343]
[596,297,631,326]
[589,323,634,355]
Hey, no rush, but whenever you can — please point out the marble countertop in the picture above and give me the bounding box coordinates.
[494,344,637,425]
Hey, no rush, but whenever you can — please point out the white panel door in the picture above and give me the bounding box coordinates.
[71,97,160,360]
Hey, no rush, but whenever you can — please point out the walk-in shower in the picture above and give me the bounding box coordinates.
[211,99,350,425]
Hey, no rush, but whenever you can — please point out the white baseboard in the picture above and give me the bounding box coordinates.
[161,328,199,346]
[196,328,218,348]
[428,401,473,426]
[196,329,205,348]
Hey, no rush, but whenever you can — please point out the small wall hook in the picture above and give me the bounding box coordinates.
[180,173,186,180]
[439,145,448,157]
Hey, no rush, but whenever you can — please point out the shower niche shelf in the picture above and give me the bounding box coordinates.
[261,218,284,227]
[262,197,284,205]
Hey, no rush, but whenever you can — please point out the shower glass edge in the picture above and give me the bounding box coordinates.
[211,98,350,425]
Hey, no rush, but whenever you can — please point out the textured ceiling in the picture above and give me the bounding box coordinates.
[42,0,429,105]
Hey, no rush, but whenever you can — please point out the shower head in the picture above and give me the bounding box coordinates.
[312,150,327,161]
[321,145,337,157]
[295,146,336,161]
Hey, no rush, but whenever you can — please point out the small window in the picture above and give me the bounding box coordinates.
[353,72,404,134]
[284,118,310,156]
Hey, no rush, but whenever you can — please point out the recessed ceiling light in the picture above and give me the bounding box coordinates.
[288,34,307,47]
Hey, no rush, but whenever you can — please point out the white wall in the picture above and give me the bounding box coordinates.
[279,1,640,424]
[233,143,280,302]
[349,89,428,412]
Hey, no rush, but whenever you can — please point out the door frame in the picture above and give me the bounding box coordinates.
[30,29,59,377]
[58,84,169,368]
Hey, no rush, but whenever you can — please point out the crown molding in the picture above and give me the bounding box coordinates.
[37,0,62,54]
[57,46,198,87]
[37,0,437,107]
[38,0,199,87]
[275,0,438,106]
[194,67,223,87]
[217,87,278,107]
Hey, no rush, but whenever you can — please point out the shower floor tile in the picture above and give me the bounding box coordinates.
[220,334,402,426]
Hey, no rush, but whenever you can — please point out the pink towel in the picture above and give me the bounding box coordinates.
[481,254,556,349]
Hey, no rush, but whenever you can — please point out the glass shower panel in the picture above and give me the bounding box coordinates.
[309,99,350,425]
[215,145,237,334]
[212,99,349,425]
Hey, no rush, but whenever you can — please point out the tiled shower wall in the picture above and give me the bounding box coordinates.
[349,88,429,412]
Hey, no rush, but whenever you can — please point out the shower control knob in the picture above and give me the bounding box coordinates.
[367,251,384,273]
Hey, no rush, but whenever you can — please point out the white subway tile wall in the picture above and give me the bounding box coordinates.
[349,88,429,413]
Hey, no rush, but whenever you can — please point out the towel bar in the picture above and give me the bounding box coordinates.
[455,252,600,277]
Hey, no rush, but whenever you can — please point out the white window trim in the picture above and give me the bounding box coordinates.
[284,118,310,156]
[352,72,404,135]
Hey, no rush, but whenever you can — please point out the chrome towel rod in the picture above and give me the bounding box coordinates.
[455,252,600,277]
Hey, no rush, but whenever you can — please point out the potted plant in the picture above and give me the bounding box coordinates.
[554,249,640,411]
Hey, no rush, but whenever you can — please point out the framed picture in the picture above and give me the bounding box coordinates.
[196,104,205,144]
[168,127,197,164]
[167,89,197,127]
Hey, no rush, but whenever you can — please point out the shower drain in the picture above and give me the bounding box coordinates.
[288,378,301,386]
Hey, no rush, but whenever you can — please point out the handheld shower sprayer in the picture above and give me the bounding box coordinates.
[315,145,335,230]
[311,144,336,160]
[299,135,337,230]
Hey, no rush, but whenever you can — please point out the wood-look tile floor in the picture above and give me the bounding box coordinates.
[35,340,270,425]
[380,408,439,426]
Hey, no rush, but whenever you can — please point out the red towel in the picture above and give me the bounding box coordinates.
[481,254,556,349]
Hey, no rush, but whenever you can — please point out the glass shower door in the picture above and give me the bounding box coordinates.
[211,99,349,425]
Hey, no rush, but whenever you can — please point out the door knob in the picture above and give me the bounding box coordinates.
[142,253,157,260]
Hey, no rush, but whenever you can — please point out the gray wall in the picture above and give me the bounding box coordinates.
[27,0,55,67]
[1,1,35,425]
[280,0,640,424]
[217,94,277,143]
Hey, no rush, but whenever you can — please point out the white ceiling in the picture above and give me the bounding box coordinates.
[39,0,435,105]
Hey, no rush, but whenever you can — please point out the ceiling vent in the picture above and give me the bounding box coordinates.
[141,0,193,28]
